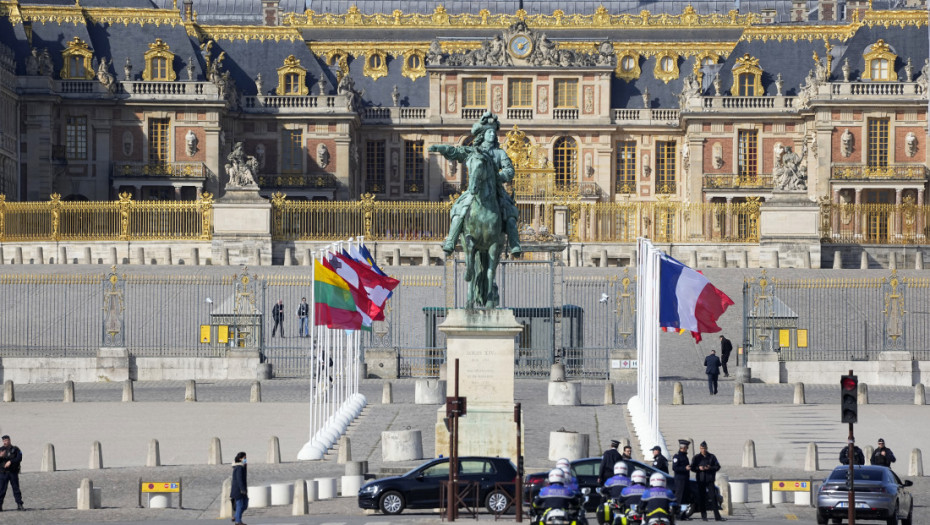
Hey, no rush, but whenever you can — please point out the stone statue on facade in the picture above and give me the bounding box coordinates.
[224,142,260,189]
[96,57,117,95]
[37,48,54,76]
[26,47,40,75]
[124,57,133,80]
[841,129,854,157]
[775,73,784,96]
[337,73,363,112]
[918,59,930,93]
[905,132,918,157]
[391,84,400,106]
[905,58,914,83]
[773,143,808,191]
[187,56,196,81]
[426,39,444,65]
[185,129,199,156]
[428,112,521,309]
[254,73,264,95]
[596,41,616,67]
[679,72,700,108]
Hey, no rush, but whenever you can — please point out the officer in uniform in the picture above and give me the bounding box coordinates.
[598,439,622,485]
[690,441,724,521]
[651,445,669,474]
[0,435,24,511]
[672,439,692,520]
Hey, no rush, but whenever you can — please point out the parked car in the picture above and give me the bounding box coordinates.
[358,456,518,515]
[817,465,913,525]
[524,457,718,513]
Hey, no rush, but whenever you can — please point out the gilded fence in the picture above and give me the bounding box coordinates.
[820,200,930,244]
[0,193,214,242]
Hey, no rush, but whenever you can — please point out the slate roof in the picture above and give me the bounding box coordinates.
[208,38,326,96]
[88,22,203,82]
[151,0,306,24]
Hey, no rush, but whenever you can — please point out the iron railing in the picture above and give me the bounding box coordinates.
[820,201,930,244]
[112,162,208,179]
[831,164,928,180]
[703,173,774,189]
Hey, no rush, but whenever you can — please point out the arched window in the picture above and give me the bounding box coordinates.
[143,39,176,82]
[862,40,897,81]
[276,55,308,96]
[738,73,756,96]
[284,73,301,94]
[553,137,577,188]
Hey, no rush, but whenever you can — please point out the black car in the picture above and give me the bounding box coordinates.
[358,456,518,515]
[816,466,913,525]
[524,457,717,512]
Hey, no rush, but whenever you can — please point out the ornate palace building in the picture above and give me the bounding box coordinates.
[0,0,927,267]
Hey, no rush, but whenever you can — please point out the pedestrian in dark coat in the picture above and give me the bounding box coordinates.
[839,446,865,466]
[271,299,285,338]
[690,441,724,521]
[704,350,722,395]
[230,452,248,525]
[871,438,896,467]
[0,435,24,511]
[672,439,692,520]
[719,336,733,377]
[598,439,622,484]
[651,445,669,474]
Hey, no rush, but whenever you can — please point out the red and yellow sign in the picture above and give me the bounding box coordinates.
[772,480,809,492]
[141,482,180,493]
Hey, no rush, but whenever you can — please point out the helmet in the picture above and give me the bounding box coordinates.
[613,462,628,476]
[631,470,648,485]
[556,458,571,471]
[548,468,565,485]
[650,473,666,488]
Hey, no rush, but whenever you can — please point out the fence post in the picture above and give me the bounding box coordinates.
[199,192,214,240]
[50,193,62,241]
[270,192,286,240]
[361,193,376,237]
[0,194,5,242]
[119,192,132,240]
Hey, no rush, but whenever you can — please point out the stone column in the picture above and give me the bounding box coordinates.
[334,135,352,199]
[895,188,903,239]
[204,126,222,196]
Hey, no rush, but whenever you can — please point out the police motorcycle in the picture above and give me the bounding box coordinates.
[531,468,586,525]
[617,470,651,525]
[639,473,678,525]
[596,462,631,525]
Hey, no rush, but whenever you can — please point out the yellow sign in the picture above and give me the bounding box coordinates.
[218,325,229,343]
[797,329,808,348]
[200,325,210,344]
[779,329,790,348]
[772,480,810,492]
[141,482,181,493]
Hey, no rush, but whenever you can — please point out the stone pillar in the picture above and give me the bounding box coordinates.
[804,442,819,471]
[382,430,423,461]
[211,190,273,266]
[915,383,926,405]
[147,439,161,467]
[208,437,222,465]
[909,449,923,476]
[90,441,104,469]
[548,431,589,461]
[42,443,56,472]
[833,250,842,269]
[794,382,806,404]
[63,380,75,402]
[219,478,233,518]
[733,383,744,405]
[122,380,134,402]
[292,479,309,516]
[77,478,95,510]
[185,380,197,402]
[742,439,757,468]
[268,436,281,464]
[382,382,393,404]
[3,379,13,402]
[604,383,615,404]
[84,247,93,264]
[336,436,351,463]
[250,381,262,402]
[672,382,685,405]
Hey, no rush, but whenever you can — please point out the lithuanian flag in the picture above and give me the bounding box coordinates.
[313,258,367,330]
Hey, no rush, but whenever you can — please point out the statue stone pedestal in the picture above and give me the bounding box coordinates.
[759,191,821,269]
[212,188,272,265]
[434,309,524,465]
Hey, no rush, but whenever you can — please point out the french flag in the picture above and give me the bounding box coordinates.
[658,254,734,342]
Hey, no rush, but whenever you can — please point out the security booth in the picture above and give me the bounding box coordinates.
[745,294,799,353]
[199,296,263,352]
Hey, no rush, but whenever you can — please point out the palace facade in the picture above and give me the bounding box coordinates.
[0,0,927,254]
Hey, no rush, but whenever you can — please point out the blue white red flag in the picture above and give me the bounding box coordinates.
[658,254,734,342]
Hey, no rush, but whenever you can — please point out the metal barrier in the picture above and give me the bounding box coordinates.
[581,199,761,243]
[820,200,930,245]
[743,270,930,361]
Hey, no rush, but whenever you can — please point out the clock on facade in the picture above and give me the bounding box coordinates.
[508,34,533,59]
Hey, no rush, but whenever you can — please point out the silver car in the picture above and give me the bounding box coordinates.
[816,466,913,525]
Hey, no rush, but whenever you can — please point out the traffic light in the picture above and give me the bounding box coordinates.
[845,468,854,490]
[841,374,858,423]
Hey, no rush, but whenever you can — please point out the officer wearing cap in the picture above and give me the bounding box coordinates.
[652,445,669,474]
[671,439,692,520]
[871,438,896,467]
[599,439,623,485]
[690,441,723,521]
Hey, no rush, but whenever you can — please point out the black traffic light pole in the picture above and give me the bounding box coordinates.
[844,369,856,525]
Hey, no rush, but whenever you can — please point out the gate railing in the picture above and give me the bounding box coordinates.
[819,199,930,245]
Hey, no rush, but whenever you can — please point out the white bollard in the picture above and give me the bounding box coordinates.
[742,439,757,468]
[341,475,364,496]
[337,436,351,463]
[381,430,423,461]
[730,481,749,504]
[915,384,925,405]
[122,380,134,402]
[804,442,819,471]
[794,490,811,506]
[270,482,294,506]
[794,383,806,404]
[147,439,161,467]
[761,483,786,505]
[208,437,222,465]
[382,382,393,404]
[858,383,869,404]
[672,382,685,405]
[292,479,309,515]
[305,479,318,502]
[248,485,271,508]
[148,493,172,508]
[64,380,75,402]
[90,441,103,469]
[41,443,56,472]
[733,383,745,405]
[414,379,445,404]
[315,477,336,500]
[185,380,197,402]
[548,381,581,406]
[909,448,923,476]
[548,431,589,461]
[3,379,13,402]
[267,436,281,464]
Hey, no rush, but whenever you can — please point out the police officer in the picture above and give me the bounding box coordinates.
[641,473,677,522]
[871,438,896,467]
[839,445,865,465]
[533,469,583,522]
[672,439,692,520]
[651,445,669,474]
[0,435,24,511]
[598,439,622,484]
[690,441,724,521]
[619,469,649,513]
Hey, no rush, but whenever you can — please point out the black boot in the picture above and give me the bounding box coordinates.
[17,504,24,511]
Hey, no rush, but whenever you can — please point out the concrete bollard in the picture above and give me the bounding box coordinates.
[122,380,134,402]
[742,439,757,468]
[82,247,92,264]
[730,481,749,504]
[794,488,812,506]
[292,479,309,515]
[0,246,3,264]
[550,362,566,382]
[865,446,874,465]
[915,384,925,405]
[889,251,897,270]
[221,248,230,265]
[422,245,431,266]
[136,247,145,265]
[208,437,222,465]
[305,479,318,502]
[548,381,581,406]
[77,478,96,510]
[268,436,281,464]
[717,473,732,516]
[858,383,869,405]
[109,247,118,265]
[250,381,262,403]
[672,382,685,405]
[192,247,200,266]
[35,246,44,264]
[909,449,923,476]
[860,251,869,270]
[391,248,401,266]
[734,366,751,384]
[284,248,294,266]
[336,436,351,463]
[719,251,728,268]
[345,461,365,476]
[271,482,294,506]
[548,431,589,461]
[219,478,233,518]
[185,380,197,402]
[147,439,161,467]
[918,254,925,270]
[166,247,173,265]
[90,441,103,469]
[794,383,806,404]
[248,485,271,507]
[688,251,698,268]
[42,443,57,472]
[3,379,13,402]
[382,382,393,404]
[733,383,744,405]
[604,383,615,405]
[64,380,75,402]
[303,249,312,266]
[804,442,819,471]
[833,251,842,269]
[761,483,786,505]
[381,430,423,462]
[439,363,447,381]
[740,250,748,269]
[342,474,364,496]
[414,379,445,404]
[316,478,336,500]
[600,250,608,268]
[13,246,23,264]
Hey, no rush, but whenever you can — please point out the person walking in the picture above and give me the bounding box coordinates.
[839,445,865,465]
[230,452,248,525]
[651,445,669,474]
[297,297,310,338]
[704,349,722,395]
[598,439,622,485]
[871,439,896,467]
[0,435,25,511]
[671,439,692,520]
[690,441,723,521]
[271,299,285,338]
[719,336,733,377]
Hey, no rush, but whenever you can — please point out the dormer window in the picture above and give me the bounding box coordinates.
[615,52,641,81]
[276,55,308,96]
[654,52,679,84]
[402,50,426,81]
[142,39,176,82]
[60,37,94,80]
[730,54,763,97]
[862,40,897,81]
[363,50,388,81]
